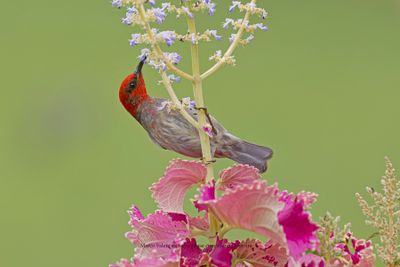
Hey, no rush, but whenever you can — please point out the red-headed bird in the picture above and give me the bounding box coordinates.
[119,59,273,172]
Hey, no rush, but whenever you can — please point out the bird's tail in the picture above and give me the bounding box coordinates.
[219,134,273,173]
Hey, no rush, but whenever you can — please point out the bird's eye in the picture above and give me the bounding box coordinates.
[129,80,137,89]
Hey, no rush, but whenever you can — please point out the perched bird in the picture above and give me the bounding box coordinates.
[119,59,273,172]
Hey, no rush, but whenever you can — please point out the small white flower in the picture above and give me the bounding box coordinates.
[244,34,254,44]
[229,1,241,12]
[163,52,181,65]
[181,6,193,18]
[111,0,122,8]
[157,100,170,111]
[181,97,196,110]
[207,29,221,41]
[129,34,141,47]
[229,33,236,43]
[157,31,177,46]
[138,48,150,61]
[167,74,181,83]
[254,23,268,31]
[223,18,234,29]
[246,2,257,12]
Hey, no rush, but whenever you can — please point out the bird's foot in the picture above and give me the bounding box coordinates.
[200,157,217,165]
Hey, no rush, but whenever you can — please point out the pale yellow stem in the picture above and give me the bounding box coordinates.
[185,2,214,181]
[160,72,199,129]
[201,0,257,80]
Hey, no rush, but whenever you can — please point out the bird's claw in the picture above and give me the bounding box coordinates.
[200,157,217,165]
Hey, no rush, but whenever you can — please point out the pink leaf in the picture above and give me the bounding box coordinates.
[203,181,287,246]
[218,164,261,191]
[233,239,288,267]
[126,209,190,259]
[150,159,207,213]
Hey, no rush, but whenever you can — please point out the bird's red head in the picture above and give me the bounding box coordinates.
[119,59,149,118]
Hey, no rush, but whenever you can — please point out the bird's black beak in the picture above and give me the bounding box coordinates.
[135,57,146,76]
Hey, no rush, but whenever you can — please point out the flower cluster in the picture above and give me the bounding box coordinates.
[110,160,375,266]
[112,0,268,76]
[157,97,196,114]
[209,50,236,66]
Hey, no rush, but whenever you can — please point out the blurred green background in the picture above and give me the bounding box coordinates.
[1,0,399,266]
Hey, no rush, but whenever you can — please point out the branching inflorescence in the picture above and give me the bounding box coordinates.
[356,157,400,267]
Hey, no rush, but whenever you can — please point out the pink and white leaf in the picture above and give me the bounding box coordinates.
[203,181,287,246]
[150,159,207,213]
[218,164,261,191]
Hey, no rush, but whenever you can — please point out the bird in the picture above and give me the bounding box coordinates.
[118,59,273,173]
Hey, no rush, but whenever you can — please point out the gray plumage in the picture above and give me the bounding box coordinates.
[136,97,273,173]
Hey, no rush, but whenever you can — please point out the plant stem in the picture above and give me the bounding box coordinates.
[201,0,257,80]
[160,72,200,129]
[185,3,214,181]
